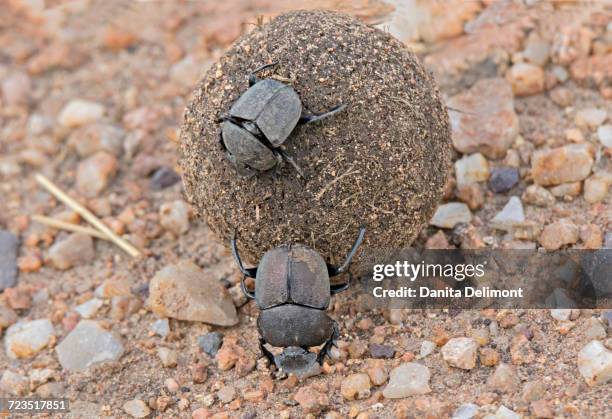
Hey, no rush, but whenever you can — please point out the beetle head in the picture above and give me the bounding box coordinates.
[273,346,319,376]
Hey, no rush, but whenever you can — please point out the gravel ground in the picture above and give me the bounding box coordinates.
[0,1,610,418]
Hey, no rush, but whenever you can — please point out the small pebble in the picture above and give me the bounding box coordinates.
[198,332,224,357]
[575,108,607,129]
[580,224,603,249]
[369,343,395,359]
[577,340,611,386]
[507,62,545,96]
[487,363,520,394]
[530,399,554,418]
[5,319,55,359]
[95,278,132,298]
[531,144,594,186]
[522,184,555,207]
[584,318,606,340]
[521,380,546,403]
[0,231,18,291]
[56,320,124,371]
[480,347,500,366]
[522,36,550,66]
[0,306,18,331]
[539,219,579,250]
[150,166,181,190]
[441,337,478,370]
[565,128,584,143]
[1,72,31,106]
[452,403,479,419]
[382,363,431,398]
[70,123,124,157]
[340,373,371,400]
[489,197,525,232]
[165,377,179,393]
[494,405,520,419]
[583,172,612,203]
[59,99,105,128]
[550,309,573,321]
[456,183,484,210]
[597,124,612,148]
[455,153,489,185]
[447,78,518,159]
[5,288,31,310]
[293,385,329,414]
[76,151,118,198]
[513,221,541,241]
[74,298,103,319]
[17,254,42,273]
[0,370,28,396]
[47,233,95,270]
[550,182,581,199]
[430,203,472,229]
[123,399,151,418]
[488,167,519,193]
[217,385,236,403]
[420,340,436,358]
[365,359,388,386]
[159,200,190,236]
[551,65,568,82]
[158,347,178,367]
[149,261,238,326]
[151,319,170,338]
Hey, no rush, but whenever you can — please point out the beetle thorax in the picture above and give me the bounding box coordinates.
[255,244,331,310]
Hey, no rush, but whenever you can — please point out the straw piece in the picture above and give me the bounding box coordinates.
[31,215,110,240]
[34,174,141,258]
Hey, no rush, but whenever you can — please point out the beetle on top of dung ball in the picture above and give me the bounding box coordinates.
[231,227,366,376]
[218,62,346,178]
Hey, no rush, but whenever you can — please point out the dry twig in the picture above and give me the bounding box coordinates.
[35,174,141,258]
[31,215,110,240]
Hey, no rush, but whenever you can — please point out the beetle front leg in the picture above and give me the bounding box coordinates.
[248,62,279,86]
[328,226,366,277]
[299,103,346,124]
[317,321,339,364]
[330,271,351,295]
[274,149,306,179]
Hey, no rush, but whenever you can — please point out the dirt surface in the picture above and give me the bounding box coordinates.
[181,10,451,269]
[0,1,611,418]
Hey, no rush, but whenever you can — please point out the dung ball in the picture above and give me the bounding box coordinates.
[180,10,451,269]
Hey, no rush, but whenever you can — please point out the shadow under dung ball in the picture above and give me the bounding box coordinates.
[180,10,451,269]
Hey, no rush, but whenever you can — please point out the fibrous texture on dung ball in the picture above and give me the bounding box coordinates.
[180,10,451,268]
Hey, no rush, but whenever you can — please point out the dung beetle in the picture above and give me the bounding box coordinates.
[231,227,366,375]
[219,62,346,178]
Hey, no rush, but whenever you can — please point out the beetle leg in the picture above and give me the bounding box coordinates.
[248,62,279,86]
[328,226,366,276]
[231,236,258,278]
[275,149,306,179]
[299,103,346,124]
[317,321,340,364]
[240,275,256,299]
[330,271,351,295]
[259,338,276,368]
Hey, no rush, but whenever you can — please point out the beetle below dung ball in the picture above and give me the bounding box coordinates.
[231,227,366,375]
[219,62,346,178]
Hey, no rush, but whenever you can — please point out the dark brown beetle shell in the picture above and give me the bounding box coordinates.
[229,78,302,147]
[257,304,334,347]
[255,244,330,310]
